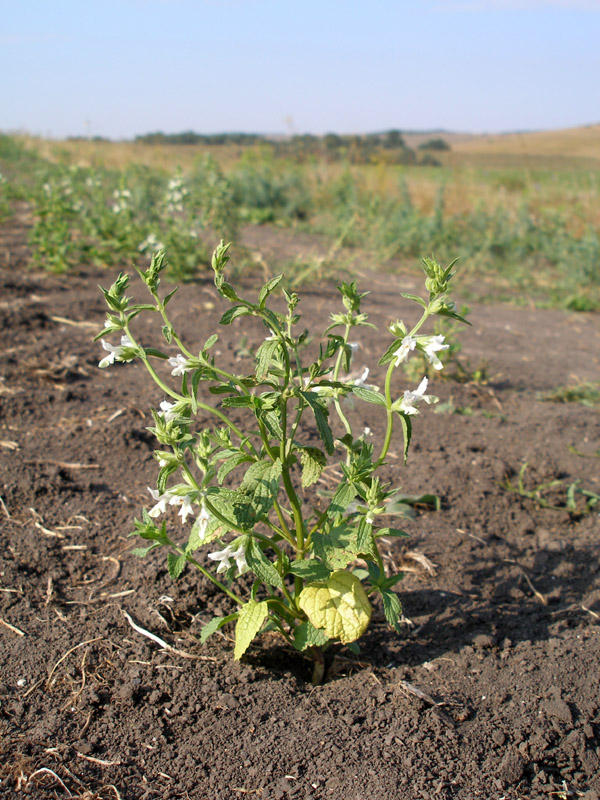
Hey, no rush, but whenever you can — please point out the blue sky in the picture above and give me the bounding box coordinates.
[2,0,599,139]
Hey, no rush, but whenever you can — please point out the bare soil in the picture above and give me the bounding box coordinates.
[1,213,600,800]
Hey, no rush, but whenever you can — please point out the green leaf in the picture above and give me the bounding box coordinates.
[355,517,377,560]
[157,463,178,495]
[436,308,471,325]
[301,392,334,454]
[208,488,256,530]
[163,288,178,307]
[220,305,250,325]
[203,334,219,350]
[312,527,358,570]
[298,571,372,644]
[291,621,330,651]
[378,338,403,367]
[145,348,168,359]
[395,493,441,511]
[162,324,173,344]
[234,600,269,660]
[299,447,327,488]
[219,282,240,302]
[218,452,252,484]
[261,408,284,439]
[400,292,427,308]
[289,559,332,581]
[246,538,283,588]
[381,589,403,633]
[255,339,280,381]
[200,613,238,644]
[167,552,187,580]
[375,526,409,539]
[221,394,255,408]
[380,573,404,591]
[258,274,283,308]
[133,514,168,542]
[131,543,161,558]
[351,386,387,406]
[187,512,224,551]
[240,459,282,519]
[330,482,356,515]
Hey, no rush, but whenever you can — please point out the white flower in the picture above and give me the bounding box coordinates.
[138,233,165,253]
[168,353,193,376]
[169,494,195,525]
[353,367,371,387]
[147,487,172,517]
[98,334,135,368]
[207,541,247,575]
[397,377,436,416]
[422,335,449,371]
[159,400,177,422]
[392,335,417,367]
[195,503,212,543]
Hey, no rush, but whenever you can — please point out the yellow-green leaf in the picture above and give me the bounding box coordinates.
[298,570,372,644]
[234,600,268,660]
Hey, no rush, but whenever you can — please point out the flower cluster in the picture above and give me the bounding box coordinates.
[138,232,166,253]
[164,174,188,214]
[98,334,136,368]
[112,189,131,214]
[391,330,449,373]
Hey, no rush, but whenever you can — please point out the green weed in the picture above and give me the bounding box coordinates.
[502,462,599,515]
[539,382,600,409]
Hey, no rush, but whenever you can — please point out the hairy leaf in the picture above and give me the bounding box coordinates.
[330,482,356,516]
[200,613,238,644]
[246,538,283,588]
[381,589,403,633]
[298,571,372,644]
[301,392,334,454]
[234,600,269,660]
[255,339,280,381]
[299,447,327,488]
[220,305,250,325]
[258,274,283,308]
[351,386,387,406]
[291,620,330,651]
[289,559,332,582]
[167,552,187,580]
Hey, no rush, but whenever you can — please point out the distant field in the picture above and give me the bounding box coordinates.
[15,123,600,172]
[404,124,600,170]
[2,126,599,310]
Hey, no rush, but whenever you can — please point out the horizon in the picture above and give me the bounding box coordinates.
[7,122,600,143]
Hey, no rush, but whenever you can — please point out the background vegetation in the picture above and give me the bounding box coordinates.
[1,125,599,310]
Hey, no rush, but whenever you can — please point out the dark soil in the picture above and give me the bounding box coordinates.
[1,214,600,800]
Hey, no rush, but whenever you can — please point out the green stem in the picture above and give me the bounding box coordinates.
[375,306,433,466]
[375,361,396,466]
[184,552,244,606]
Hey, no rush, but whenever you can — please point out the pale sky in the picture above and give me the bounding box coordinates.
[2,0,599,139]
